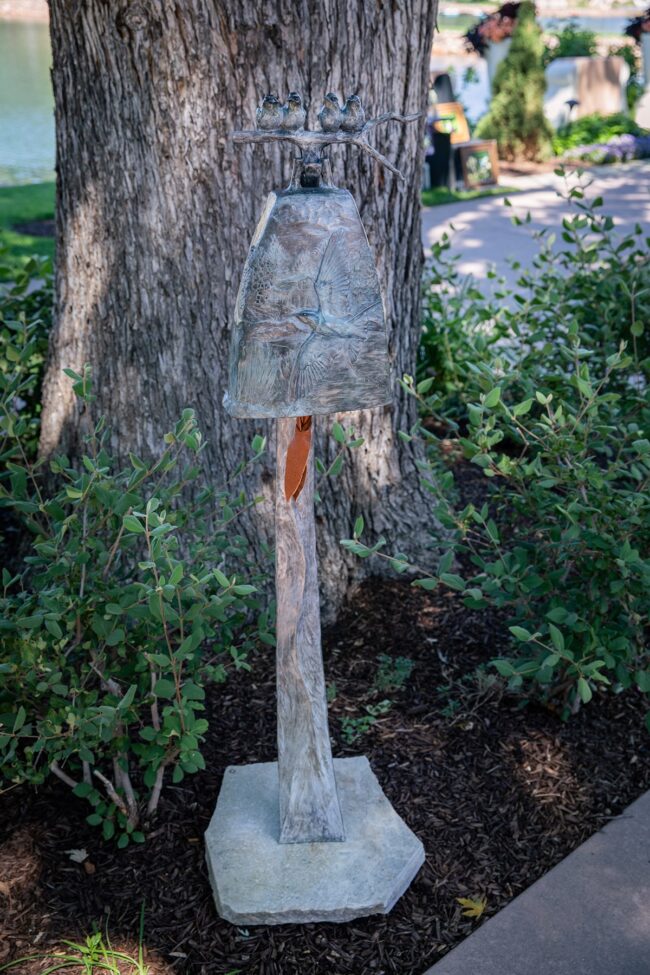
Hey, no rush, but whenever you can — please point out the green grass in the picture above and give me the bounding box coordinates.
[421,185,518,207]
[437,13,480,32]
[0,905,175,975]
[0,931,149,975]
[0,181,55,263]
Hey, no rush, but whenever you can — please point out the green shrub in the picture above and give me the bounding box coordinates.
[475,1,553,161]
[374,654,414,692]
[418,243,509,421]
[0,278,270,844]
[608,43,645,112]
[421,177,649,389]
[544,20,597,65]
[553,112,647,156]
[0,251,52,459]
[346,176,650,722]
[341,700,392,745]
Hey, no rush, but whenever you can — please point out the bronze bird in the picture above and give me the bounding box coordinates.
[281,91,307,131]
[341,95,366,133]
[256,93,283,131]
[317,93,342,133]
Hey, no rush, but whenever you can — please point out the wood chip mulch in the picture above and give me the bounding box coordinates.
[1,581,649,974]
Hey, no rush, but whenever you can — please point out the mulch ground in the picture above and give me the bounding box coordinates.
[2,571,649,974]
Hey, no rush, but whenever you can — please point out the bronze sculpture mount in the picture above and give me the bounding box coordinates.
[232,93,422,182]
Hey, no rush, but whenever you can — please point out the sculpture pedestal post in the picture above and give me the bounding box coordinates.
[205,417,425,925]
[274,417,345,843]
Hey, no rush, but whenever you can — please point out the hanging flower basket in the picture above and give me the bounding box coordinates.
[465,2,526,56]
[624,7,650,42]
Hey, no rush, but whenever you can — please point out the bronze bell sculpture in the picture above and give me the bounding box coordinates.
[205,91,425,926]
[224,93,417,499]
[223,163,391,420]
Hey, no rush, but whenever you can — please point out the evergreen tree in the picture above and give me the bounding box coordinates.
[476,1,553,160]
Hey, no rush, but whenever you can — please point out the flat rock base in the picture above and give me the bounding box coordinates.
[205,756,425,925]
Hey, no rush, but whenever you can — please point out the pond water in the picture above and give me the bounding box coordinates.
[540,15,629,35]
[0,13,635,184]
[438,9,631,35]
[0,20,54,185]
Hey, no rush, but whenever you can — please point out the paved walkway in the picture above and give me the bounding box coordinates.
[421,161,650,284]
[425,789,650,975]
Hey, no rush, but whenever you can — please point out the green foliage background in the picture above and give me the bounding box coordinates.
[543,20,597,64]
[0,261,271,843]
[475,1,553,161]
[552,113,648,157]
[346,173,650,724]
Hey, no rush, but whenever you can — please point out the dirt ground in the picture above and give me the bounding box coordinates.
[2,574,649,975]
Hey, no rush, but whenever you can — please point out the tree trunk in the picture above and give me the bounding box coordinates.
[42,0,440,615]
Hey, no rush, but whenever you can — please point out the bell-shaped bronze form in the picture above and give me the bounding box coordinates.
[224,178,390,418]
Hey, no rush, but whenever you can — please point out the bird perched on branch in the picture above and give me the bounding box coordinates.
[341,95,365,133]
[281,92,307,131]
[318,93,342,132]
[256,93,283,131]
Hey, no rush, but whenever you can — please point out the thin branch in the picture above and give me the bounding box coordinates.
[50,760,79,789]
[146,764,167,819]
[90,654,122,697]
[231,112,421,181]
[232,112,420,146]
[113,755,123,791]
[362,111,422,129]
[118,754,139,828]
[78,502,88,600]
[93,769,129,818]
[146,749,179,818]
[355,140,404,180]
[150,667,161,731]
[233,130,404,179]
[102,513,128,579]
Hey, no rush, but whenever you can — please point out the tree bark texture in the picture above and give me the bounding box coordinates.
[42,0,440,614]
[275,417,344,844]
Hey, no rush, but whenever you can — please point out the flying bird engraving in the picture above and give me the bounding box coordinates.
[287,231,382,399]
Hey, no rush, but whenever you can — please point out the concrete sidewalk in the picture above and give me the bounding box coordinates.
[425,789,650,975]
[421,161,650,285]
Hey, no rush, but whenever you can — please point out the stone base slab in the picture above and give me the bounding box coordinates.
[205,756,425,925]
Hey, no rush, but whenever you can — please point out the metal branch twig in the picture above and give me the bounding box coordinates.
[362,111,421,130]
[231,112,421,181]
